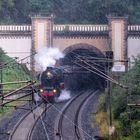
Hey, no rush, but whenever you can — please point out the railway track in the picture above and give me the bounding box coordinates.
[54,90,98,140]
[8,104,50,140]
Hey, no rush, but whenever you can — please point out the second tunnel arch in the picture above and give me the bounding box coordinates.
[60,43,107,90]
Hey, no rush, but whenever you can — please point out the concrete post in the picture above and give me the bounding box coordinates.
[108,15,128,72]
[31,16,54,73]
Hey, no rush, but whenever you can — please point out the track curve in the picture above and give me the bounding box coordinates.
[54,90,98,140]
[9,104,50,140]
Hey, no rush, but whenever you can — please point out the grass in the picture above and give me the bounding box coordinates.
[94,93,140,140]
[0,49,32,117]
[95,111,109,136]
[90,93,109,139]
[1,49,31,91]
[0,96,31,121]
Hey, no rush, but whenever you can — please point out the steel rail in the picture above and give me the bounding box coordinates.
[0,80,32,85]
[0,82,36,107]
[0,82,35,100]
[54,90,96,140]
[8,104,51,140]
[74,91,98,140]
[0,92,33,106]
[27,104,52,140]
[54,91,84,140]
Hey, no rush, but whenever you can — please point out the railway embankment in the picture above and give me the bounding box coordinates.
[95,58,140,140]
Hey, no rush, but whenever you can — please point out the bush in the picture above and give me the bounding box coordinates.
[131,122,140,139]
[112,56,140,139]
[119,112,131,136]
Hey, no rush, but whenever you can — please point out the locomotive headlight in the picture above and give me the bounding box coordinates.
[47,72,51,76]
[53,89,57,93]
[40,89,43,92]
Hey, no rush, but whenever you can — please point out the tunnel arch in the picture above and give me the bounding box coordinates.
[63,43,105,58]
[61,43,106,90]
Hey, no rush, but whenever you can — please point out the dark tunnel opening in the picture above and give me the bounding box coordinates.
[60,45,107,90]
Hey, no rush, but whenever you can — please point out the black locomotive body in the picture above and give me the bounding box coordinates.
[39,67,64,103]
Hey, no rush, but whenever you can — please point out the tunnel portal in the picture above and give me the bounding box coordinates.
[61,44,107,90]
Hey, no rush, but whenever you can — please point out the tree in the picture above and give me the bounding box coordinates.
[1,0,140,24]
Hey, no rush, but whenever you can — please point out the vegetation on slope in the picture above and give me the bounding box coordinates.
[96,57,140,140]
[112,57,140,140]
[0,0,140,24]
[0,48,31,91]
[0,48,32,116]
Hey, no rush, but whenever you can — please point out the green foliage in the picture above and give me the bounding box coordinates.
[131,122,140,139]
[119,112,131,135]
[113,98,127,119]
[112,57,140,139]
[0,48,31,91]
[0,0,140,24]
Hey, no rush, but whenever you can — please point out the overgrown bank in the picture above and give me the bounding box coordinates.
[0,48,31,91]
[95,57,140,140]
[0,48,31,116]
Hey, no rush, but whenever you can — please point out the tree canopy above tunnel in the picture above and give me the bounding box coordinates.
[0,0,140,24]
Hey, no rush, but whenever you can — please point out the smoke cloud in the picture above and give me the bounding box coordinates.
[35,47,64,71]
[55,89,71,102]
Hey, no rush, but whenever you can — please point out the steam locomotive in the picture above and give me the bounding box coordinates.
[38,67,64,103]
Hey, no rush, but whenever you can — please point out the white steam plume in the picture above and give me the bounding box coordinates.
[56,89,71,102]
[35,47,64,71]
